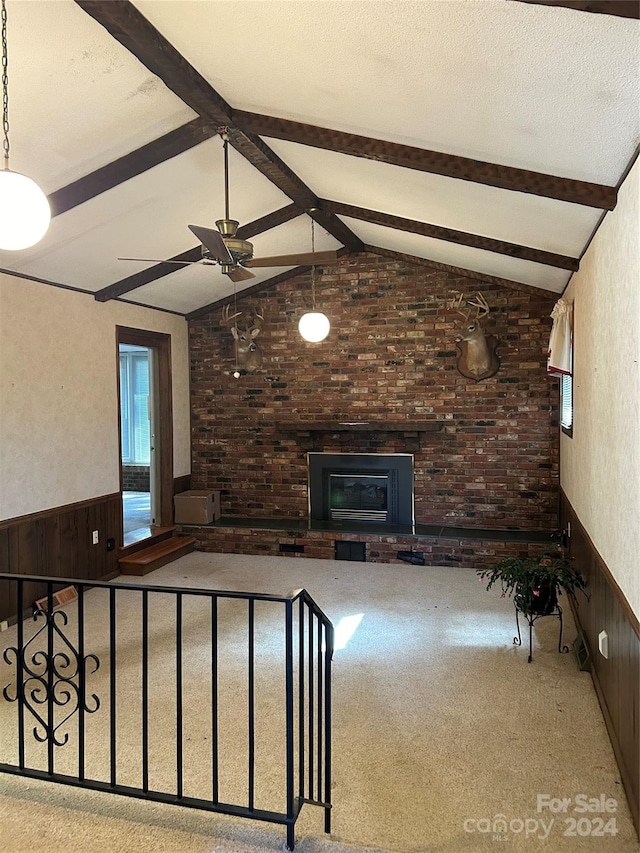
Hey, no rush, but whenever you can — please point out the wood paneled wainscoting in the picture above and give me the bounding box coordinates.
[0,493,122,624]
[561,491,639,834]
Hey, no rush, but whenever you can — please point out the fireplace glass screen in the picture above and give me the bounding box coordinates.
[308,453,414,527]
[329,474,389,521]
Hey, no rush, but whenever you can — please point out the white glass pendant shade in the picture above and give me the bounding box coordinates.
[299,311,330,343]
[0,169,51,250]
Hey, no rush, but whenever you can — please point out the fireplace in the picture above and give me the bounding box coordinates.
[308,453,414,525]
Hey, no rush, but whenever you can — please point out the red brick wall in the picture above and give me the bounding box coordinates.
[180,524,553,569]
[189,253,559,531]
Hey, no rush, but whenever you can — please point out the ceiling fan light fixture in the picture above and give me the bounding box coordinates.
[0,0,50,251]
[298,311,330,343]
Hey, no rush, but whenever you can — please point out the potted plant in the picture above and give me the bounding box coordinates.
[476,551,586,616]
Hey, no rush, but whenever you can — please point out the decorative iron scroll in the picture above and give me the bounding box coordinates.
[2,609,100,746]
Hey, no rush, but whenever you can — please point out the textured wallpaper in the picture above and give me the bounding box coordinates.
[0,277,190,520]
[561,159,640,617]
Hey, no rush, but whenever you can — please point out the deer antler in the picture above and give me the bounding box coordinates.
[467,292,490,319]
[450,292,471,321]
[222,303,242,328]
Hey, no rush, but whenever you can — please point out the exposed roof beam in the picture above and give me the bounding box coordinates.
[95,246,202,303]
[321,200,579,270]
[75,0,362,251]
[94,204,303,302]
[49,117,217,217]
[236,203,302,240]
[363,246,559,297]
[512,0,640,18]
[233,111,617,211]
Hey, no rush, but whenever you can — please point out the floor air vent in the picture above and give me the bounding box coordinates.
[279,543,305,553]
[335,541,366,561]
[35,585,78,613]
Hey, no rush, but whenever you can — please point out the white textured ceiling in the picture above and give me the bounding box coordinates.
[135,0,639,182]
[0,0,638,313]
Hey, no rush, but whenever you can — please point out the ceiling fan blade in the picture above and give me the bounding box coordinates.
[226,266,256,283]
[188,224,233,263]
[118,257,198,265]
[245,250,339,268]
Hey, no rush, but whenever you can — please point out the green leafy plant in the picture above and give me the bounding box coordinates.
[477,552,586,615]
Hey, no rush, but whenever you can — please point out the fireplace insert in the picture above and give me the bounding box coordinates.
[308,453,414,525]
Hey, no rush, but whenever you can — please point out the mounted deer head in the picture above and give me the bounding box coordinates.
[222,304,264,372]
[450,292,500,381]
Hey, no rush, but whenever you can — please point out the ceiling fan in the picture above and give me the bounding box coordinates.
[119,129,339,283]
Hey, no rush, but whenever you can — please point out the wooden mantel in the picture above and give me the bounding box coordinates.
[275,421,443,433]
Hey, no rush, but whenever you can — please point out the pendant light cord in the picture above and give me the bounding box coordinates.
[311,218,317,310]
[1,0,10,171]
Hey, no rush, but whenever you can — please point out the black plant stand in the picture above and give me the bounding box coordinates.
[514,601,570,663]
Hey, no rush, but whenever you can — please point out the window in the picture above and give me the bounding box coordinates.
[119,347,151,464]
[561,372,573,435]
[548,298,573,437]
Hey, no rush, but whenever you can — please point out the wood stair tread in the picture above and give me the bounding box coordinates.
[119,536,196,576]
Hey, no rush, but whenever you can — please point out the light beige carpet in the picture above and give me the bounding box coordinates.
[0,553,637,853]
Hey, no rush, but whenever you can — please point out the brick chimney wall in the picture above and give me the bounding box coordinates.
[189,253,559,531]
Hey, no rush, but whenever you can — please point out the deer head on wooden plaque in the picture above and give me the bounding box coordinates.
[450,292,500,381]
[222,304,264,373]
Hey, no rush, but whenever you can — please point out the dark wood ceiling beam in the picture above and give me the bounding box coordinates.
[233,111,617,211]
[75,0,362,251]
[223,128,363,251]
[49,117,217,217]
[236,203,301,240]
[512,0,640,18]
[321,200,579,270]
[94,204,307,302]
[363,245,558,297]
[95,246,203,302]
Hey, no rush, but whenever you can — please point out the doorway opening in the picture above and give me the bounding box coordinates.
[119,343,156,543]
[117,327,173,548]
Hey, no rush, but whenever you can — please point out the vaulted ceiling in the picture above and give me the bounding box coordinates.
[0,0,638,318]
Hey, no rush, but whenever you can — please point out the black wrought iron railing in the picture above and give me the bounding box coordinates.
[0,573,333,850]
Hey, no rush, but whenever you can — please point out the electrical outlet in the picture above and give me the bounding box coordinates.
[0,620,8,632]
[92,530,99,545]
[598,630,609,659]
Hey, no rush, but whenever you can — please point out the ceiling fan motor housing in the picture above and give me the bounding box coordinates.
[211,217,254,265]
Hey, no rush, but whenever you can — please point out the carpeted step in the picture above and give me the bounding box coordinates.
[118,535,196,576]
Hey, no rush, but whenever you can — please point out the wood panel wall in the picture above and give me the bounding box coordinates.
[561,491,639,833]
[0,493,122,623]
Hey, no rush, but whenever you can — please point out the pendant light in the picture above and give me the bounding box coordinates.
[298,216,330,343]
[0,0,50,250]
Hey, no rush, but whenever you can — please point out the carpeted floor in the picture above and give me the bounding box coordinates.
[0,553,637,853]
